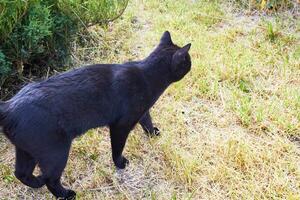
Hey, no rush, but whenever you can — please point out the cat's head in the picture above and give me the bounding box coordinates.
[158,31,192,82]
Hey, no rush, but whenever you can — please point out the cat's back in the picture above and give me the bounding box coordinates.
[9,64,114,104]
[3,64,117,138]
[35,64,115,93]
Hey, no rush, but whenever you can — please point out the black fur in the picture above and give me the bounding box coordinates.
[0,31,191,199]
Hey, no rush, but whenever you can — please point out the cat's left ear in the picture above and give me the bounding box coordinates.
[160,31,173,45]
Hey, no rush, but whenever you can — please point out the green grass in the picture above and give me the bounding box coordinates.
[0,0,300,199]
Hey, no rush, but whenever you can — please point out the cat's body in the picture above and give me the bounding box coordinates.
[0,31,191,199]
[6,64,154,140]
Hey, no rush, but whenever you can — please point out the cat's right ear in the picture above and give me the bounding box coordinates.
[172,43,191,67]
[160,31,173,45]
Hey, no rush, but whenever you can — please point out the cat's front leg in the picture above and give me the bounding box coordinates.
[109,124,131,169]
[139,111,160,136]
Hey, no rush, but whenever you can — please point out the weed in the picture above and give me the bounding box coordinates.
[0,0,299,199]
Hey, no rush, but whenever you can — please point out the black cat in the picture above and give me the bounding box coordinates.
[0,31,191,199]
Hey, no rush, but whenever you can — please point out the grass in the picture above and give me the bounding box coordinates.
[0,0,300,199]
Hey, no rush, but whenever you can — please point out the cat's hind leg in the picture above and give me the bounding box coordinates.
[14,148,45,188]
[38,142,75,200]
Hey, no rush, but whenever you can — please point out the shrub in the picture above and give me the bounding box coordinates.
[0,0,28,42]
[0,0,128,94]
[233,0,298,11]
[2,2,53,74]
[0,51,11,78]
[58,0,129,25]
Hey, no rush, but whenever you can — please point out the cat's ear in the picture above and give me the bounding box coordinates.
[178,43,191,55]
[172,43,191,65]
[160,31,173,45]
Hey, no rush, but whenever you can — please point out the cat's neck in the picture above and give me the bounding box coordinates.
[139,57,172,99]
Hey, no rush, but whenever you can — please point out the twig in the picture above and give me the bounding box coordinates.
[87,0,129,27]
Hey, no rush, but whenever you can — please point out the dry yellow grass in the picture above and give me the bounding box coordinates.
[0,0,300,199]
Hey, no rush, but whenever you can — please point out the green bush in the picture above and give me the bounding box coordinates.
[2,2,53,74]
[58,0,129,25]
[0,0,28,42]
[0,50,11,78]
[233,0,297,11]
[0,0,128,90]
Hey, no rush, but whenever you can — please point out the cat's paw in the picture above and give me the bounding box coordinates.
[152,127,160,136]
[146,127,160,137]
[59,190,76,200]
[114,156,129,169]
[144,127,160,137]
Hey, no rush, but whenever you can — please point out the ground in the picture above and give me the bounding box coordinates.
[0,0,300,199]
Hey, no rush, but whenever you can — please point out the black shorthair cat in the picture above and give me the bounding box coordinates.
[0,31,191,199]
